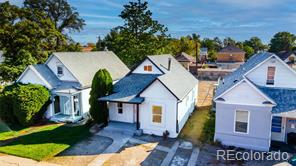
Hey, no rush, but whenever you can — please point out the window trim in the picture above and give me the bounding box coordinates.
[151,104,164,126]
[117,103,123,114]
[144,65,152,72]
[234,110,250,134]
[266,66,276,85]
[57,66,64,76]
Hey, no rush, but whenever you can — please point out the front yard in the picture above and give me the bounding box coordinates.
[0,123,91,161]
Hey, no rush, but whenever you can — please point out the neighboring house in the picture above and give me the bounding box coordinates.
[214,52,296,151]
[99,55,198,138]
[277,51,296,69]
[175,52,196,70]
[216,45,245,70]
[199,47,208,63]
[17,51,129,123]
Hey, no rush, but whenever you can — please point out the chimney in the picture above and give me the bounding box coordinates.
[168,58,171,71]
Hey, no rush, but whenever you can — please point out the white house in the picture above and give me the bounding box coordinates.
[214,52,296,151]
[17,51,129,123]
[99,55,198,138]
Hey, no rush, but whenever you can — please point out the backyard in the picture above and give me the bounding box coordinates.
[0,123,91,161]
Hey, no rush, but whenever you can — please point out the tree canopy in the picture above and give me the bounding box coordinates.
[96,0,169,67]
[269,32,296,53]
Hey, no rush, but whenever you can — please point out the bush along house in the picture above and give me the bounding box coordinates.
[17,51,129,123]
[214,52,296,151]
[99,55,198,138]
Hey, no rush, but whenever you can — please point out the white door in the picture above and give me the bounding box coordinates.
[271,116,285,142]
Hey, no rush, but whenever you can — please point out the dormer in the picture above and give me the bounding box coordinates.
[45,55,77,82]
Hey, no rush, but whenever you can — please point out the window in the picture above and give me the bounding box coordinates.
[235,110,249,133]
[57,66,63,75]
[266,66,275,85]
[144,65,152,71]
[271,116,282,133]
[152,105,162,124]
[117,103,123,114]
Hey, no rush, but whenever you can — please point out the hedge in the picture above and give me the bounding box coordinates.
[0,83,50,127]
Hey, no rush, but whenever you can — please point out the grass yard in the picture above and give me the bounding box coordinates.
[179,106,215,146]
[0,123,91,161]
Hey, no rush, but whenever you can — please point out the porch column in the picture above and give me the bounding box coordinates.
[136,104,140,130]
[70,95,75,118]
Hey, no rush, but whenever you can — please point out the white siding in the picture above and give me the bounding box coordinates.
[46,56,77,82]
[246,58,296,88]
[109,103,135,123]
[215,102,273,151]
[18,68,51,89]
[140,80,178,138]
[177,85,198,131]
[80,88,91,115]
[221,81,269,106]
[132,59,163,74]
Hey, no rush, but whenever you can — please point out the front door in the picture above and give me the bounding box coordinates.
[54,96,61,114]
[271,116,285,142]
[286,118,296,142]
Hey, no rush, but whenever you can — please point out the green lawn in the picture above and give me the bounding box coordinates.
[0,123,91,161]
[179,106,215,146]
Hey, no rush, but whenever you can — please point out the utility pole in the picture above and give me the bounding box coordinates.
[195,41,198,76]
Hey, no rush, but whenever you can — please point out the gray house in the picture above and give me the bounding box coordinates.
[214,52,296,151]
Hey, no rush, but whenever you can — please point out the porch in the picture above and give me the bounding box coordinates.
[49,89,83,123]
[271,111,296,144]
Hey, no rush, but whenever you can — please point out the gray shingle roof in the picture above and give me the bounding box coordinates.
[99,74,159,103]
[32,64,81,91]
[52,51,130,87]
[276,51,295,61]
[258,86,296,114]
[218,45,245,53]
[175,52,196,62]
[215,52,274,98]
[148,54,198,100]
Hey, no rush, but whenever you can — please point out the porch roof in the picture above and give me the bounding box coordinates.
[99,73,159,104]
[259,86,296,114]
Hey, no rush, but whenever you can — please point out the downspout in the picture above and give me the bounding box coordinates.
[176,101,179,133]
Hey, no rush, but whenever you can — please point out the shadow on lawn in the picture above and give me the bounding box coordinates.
[4,124,91,147]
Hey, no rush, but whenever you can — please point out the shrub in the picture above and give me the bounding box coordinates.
[0,83,50,127]
[89,69,113,125]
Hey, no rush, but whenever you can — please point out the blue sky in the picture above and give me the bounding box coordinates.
[3,0,296,44]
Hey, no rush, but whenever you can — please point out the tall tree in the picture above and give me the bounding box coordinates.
[99,0,169,67]
[269,32,296,53]
[89,69,113,125]
[244,37,267,53]
[0,2,63,82]
[24,0,85,33]
[223,37,236,47]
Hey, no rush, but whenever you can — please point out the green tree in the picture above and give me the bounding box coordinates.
[269,32,296,53]
[223,37,236,47]
[244,37,267,53]
[0,2,63,81]
[89,69,113,125]
[243,45,255,59]
[24,0,84,50]
[100,0,169,67]
[24,0,85,33]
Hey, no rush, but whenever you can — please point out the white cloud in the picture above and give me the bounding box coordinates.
[80,13,120,19]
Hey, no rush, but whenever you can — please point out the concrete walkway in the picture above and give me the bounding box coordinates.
[88,127,132,166]
[0,154,60,166]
